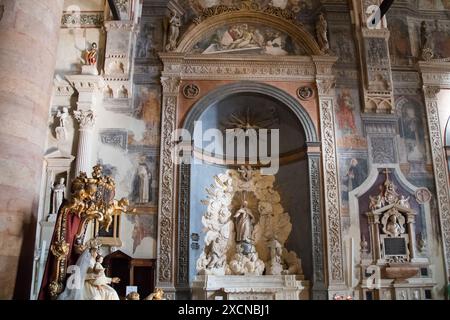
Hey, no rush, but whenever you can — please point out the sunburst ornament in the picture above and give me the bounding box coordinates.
[222,106,279,133]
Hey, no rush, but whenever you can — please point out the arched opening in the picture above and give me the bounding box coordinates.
[177,82,320,298]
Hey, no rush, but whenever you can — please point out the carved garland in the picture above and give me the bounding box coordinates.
[178,163,190,285]
[423,86,450,274]
[157,77,180,283]
[193,2,299,26]
[317,81,344,283]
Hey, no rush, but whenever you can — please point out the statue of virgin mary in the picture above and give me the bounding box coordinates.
[58,246,120,300]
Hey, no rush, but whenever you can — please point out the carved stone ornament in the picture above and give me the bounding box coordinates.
[415,188,432,204]
[61,12,104,28]
[192,1,300,26]
[182,84,200,99]
[316,78,335,96]
[157,93,179,283]
[423,91,450,267]
[423,86,440,99]
[74,110,95,129]
[297,86,314,101]
[196,167,303,278]
[318,97,344,283]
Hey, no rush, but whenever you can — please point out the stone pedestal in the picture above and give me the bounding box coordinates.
[192,275,309,300]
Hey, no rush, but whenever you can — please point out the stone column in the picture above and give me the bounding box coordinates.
[65,75,104,175]
[0,0,64,299]
[73,110,96,175]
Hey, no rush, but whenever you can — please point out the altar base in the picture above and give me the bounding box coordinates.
[192,275,309,300]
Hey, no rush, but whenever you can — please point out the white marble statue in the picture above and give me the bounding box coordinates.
[197,168,305,277]
[229,244,265,276]
[234,201,255,243]
[266,240,283,275]
[385,214,404,237]
[55,107,69,142]
[52,178,66,214]
[166,11,181,51]
[137,164,150,204]
[398,195,410,208]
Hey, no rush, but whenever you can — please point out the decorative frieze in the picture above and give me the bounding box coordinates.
[61,12,104,28]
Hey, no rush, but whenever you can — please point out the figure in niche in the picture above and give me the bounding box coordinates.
[336,90,356,134]
[234,201,255,244]
[84,43,98,66]
[52,178,66,215]
[316,13,330,53]
[385,214,405,237]
[166,11,181,51]
[104,85,113,99]
[55,107,70,142]
[118,85,128,99]
[136,164,151,204]
[420,21,434,59]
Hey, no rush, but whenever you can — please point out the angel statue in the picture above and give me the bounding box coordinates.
[57,242,120,300]
[369,194,385,211]
[145,288,165,300]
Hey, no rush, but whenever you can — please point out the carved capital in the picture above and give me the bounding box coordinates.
[74,110,95,129]
[423,86,440,100]
[316,78,336,96]
[161,76,181,94]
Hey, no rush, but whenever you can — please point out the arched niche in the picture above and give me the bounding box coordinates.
[178,81,321,297]
[156,7,345,300]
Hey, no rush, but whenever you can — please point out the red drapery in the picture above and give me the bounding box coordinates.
[38,201,82,300]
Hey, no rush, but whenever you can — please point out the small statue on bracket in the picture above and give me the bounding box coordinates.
[166,11,181,51]
[316,13,330,54]
[84,42,98,66]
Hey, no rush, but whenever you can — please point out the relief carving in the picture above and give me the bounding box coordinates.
[423,88,450,272]
[318,97,344,282]
[157,76,180,283]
